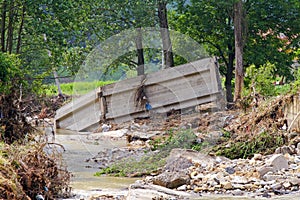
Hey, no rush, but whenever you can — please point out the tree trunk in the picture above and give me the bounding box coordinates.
[1,0,7,52]
[225,44,234,102]
[233,0,244,101]
[6,0,15,53]
[135,27,145,76]
[16,5,25,54]
[53,70,63,96]
[158,1,174,68]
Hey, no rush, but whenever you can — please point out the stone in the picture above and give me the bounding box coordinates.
[263,174,282,182]
[128,183,195,199]
[289,177,300,185]
[215,157,222,163]
[232,184,245,190]
[290,164,299,170]
[283,182,291,189]
[167,149,215,169]
[258,166,274,177]
[264,185,271,190]
[266,154,289,171]
[253,153,263,160]
[190,171,198,179]
[295,156,300,163]
[232,189,243,196]
[225,167,235,174]
[256,188,266,193]
[99,129,128,137]
[221,182,233,190]
[291,186,299,191]
[270,183,282,190]
[177,184,187,191]
[262,192,271,198]
[232,176,249,184]
[152,171,190,189]
[194,187,202,192]
[297,143,300,151]
[194,173,205,180]
[164,156,193,172]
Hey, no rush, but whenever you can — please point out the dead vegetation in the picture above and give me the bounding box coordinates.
[0,91,34,144]
[0,91,71,199]
[0,142,71,199]
[212,93,299,159]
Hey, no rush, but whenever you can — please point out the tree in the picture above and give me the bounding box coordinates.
[171,0,299,102]
[170,0,236,102]
[233,0,245,101]
[79,0,157,76]
[158,0,174,68]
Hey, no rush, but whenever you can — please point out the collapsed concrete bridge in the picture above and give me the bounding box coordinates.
[55,57,225,132]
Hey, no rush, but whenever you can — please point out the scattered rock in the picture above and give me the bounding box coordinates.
[221,182,233,190]
[258,166,274,177]
[262,192,271,198]
[164,156,193,173]
[152,171,190,189]
[275,145,295,155]
[283,182,291,189]
[225,167,235,174]
[266,154,289,171]
[253,153,263,160]
[177,185,187,191]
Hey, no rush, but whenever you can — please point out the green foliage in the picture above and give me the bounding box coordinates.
[244,62,293,97]
[151,129,198,152]
[291,67,300,93]
[94,166,126,177]
[94,153,166,177]
[45,80,115,96]
[0,53,25,94]
[171,0,300,100]
[245,63,276,96]
[214,131,284,159]
[192,141,210,151]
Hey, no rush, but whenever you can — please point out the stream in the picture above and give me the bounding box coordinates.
[54,129,139,199]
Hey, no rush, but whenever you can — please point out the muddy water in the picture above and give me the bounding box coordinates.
[54,129,139,197]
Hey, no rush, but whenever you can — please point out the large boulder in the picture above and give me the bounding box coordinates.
[152,171,190,189]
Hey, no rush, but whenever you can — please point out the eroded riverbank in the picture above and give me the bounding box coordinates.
[53,127,300,200]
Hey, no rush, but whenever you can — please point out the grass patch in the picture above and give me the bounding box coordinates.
[45,80,115,96]
[95,129,201,177]
[213,131,285,159]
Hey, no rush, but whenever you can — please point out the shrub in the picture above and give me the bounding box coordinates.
[245,63,277,97]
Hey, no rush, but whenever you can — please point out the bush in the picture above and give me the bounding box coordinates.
[0,53,34,144]
[245,63,277,97]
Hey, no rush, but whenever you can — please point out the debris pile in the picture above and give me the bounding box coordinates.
[225,93,294,137]
[0,142,71,199]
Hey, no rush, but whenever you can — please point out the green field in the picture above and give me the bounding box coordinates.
[45,80,115,96]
